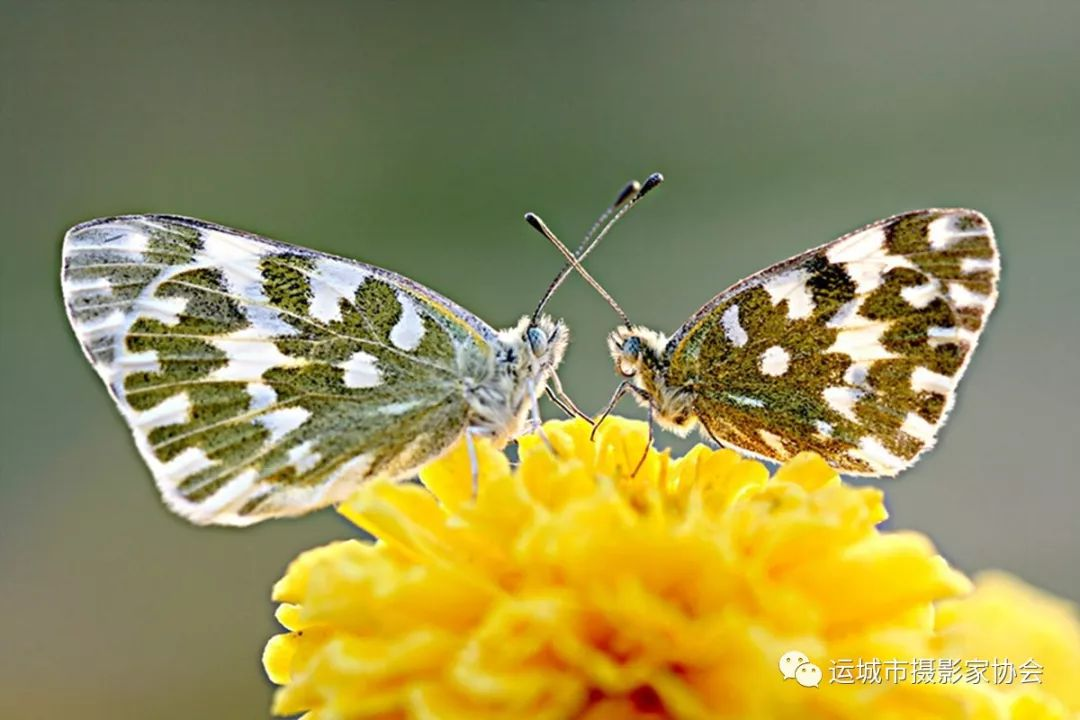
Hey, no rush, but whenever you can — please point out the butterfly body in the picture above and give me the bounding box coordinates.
[607,208,999,476]
[62,214,567,525]
[464,315,568,446]
[609,326,698,436]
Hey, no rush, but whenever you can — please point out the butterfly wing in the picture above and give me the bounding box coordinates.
[62,215,497,525]
[663,209,998,475]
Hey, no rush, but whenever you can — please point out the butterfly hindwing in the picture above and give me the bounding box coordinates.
[62,215,497,525]
[663,208,998,475]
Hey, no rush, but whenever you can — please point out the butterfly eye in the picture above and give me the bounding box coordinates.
[526,326,547,355]
[615,335,643,376]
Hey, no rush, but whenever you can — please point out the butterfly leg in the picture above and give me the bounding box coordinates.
[630,401,654,478]
[591,381,633,441]
[547,372,593,424]
[545,386,579,420]
[466,428,481,497]
[527,378,557,455]
[701,421,727,449]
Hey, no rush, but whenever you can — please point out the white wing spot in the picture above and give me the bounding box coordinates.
[309,285,342,323]
[961,257,997,274]
[77,310,127,339]
[247,382,278,412]
[827,320,897,361]
[927,215,960,250]
[131,392,191,431]
[948,282,991,309]
[114,350,161,374]
[759,345,790,376]
[763,269,814,319]
[726,393,765,408]
[200,228,267,296]
[64,276,113,293]
[206,330,306,382]
[825,298,861,328]
[900,279,941,309]
[827,227,886,264]
[381,399,426,415]
[136,296,189,325]
[340,351,382,388]
[842,263,886,294]
[843,361,871,387]
[390,294,426,351]
[323,453,374,494]
[193,468,259,520]
[286,440,322,474]
[848,436,906,474]
[257,407,311,444]
[826,227,916,293]
[900,412,937,443]
[824,386,863,422]
[814,420,834,437]
[193,230,296,335]
[721,304,748,347]
[242,304,297,337]
[758,429,790,458]
[310,258,370,323]
[928,213,986,250]
[156,446,215,482]
[910,366,954,395]
[927,325,976,348]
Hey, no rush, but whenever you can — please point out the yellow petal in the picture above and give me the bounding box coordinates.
[262,416,1080,719]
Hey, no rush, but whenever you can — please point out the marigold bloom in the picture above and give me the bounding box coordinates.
[264,418,1079,719]
[934,572,1080,718]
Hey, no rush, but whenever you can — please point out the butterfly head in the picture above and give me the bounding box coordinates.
[522,314,569,376]
[471,315,569,444]
[607,326,698,436]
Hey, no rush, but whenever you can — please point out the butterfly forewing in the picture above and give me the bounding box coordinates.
[62,215,495,524]
[664,209,998,475]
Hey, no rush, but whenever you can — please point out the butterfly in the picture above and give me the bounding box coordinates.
[60,203,614,525]
[536,174,1000,476]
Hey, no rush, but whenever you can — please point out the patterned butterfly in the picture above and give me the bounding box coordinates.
[539,174,1000,476]
[60,205,612,525]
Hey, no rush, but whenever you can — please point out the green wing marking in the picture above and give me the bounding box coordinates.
[62,215,493,524]
[665,209,998,475]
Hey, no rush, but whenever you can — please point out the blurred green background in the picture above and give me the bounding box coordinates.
[2,1,1078,717]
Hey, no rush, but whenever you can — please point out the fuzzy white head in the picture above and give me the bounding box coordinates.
[466,314,568,444]
[607,325,697,435]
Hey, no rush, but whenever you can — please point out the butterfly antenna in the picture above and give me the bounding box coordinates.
[577,172,663,267]
[527,213,630,326]
[574,179,641,257]
[529,179,638,324]
[529,172,664,326]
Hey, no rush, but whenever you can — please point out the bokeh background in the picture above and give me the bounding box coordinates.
[2,1,1078,717]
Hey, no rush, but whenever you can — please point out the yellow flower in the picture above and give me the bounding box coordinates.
[934,572,1080,718]
[264,418,1079,720]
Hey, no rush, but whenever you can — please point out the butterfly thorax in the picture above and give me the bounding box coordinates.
[465,315,568,446]
[608,325,697,436]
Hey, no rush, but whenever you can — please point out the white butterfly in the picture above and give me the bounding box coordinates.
[535,175,1000,476]
[60,190,640,524]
